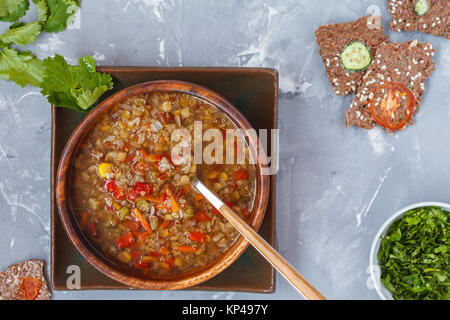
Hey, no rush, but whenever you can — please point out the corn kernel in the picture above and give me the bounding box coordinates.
[159,229,169,238]
[208,171,219,179]
[113,201,122,211]
[117,251,131,263]
[98,162,113,178]
[219,172,228,181]
[231,190,240,201]
[175,257,183,267]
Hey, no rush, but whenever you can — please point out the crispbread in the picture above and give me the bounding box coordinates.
[388,0,450,39]
[0,259,51,300]
[315,16,388,95]
[346,40,435,131]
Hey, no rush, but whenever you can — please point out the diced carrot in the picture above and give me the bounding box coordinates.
[147,154,162,162]
[194,194,205,202]
[159,219,170,230]
[139,149,148,158]
[135,232,148,244]
[178,246,197,253]
[132,207,152,234]
[164,187,180,213]
[160,247,170,255]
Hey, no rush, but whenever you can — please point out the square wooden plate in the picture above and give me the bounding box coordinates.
[51,67,278,292]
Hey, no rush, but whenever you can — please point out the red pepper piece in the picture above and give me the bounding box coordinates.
[130,249,141,260]
[233,169,249,181]
[122,219,142,233]
[116,232,136,249]
[133,260,150,269]
[105,180,117,193]
[88,222,97,237]
[188,231,206,243]
[195,211,211,221]
[128,182,153,200]
[165,257,175,267]
[113,188,125,201]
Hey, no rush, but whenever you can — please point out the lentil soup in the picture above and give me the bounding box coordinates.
[71,92,256,276]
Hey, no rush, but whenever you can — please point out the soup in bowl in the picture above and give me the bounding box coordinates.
[56,80,269,289]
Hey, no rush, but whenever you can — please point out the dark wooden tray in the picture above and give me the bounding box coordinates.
[51,67,278,293]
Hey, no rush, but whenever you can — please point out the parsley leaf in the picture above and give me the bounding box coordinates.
[0,21,42,46]
[32,0,48,24]
[0,46,44,87]
[0,0,30,22]
[32,0,79,33]
[41,54,113,112]
[377,206,450,300]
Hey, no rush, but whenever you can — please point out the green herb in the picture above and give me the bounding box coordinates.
[377,206,450,300]
[0,1,111,111]
[41,54,113,112]
[0,0,29,22]
[0,46,44,87]
[0,21,41,46]
[33,0,48,24]
[33,0,79,33]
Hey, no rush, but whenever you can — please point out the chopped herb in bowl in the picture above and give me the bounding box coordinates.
[377,206,449,300]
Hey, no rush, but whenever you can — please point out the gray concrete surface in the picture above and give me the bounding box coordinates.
[0,0,449,300]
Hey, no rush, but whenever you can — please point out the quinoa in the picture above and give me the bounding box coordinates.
[315,16,389,95]
[345,40,435,131]
[388,0,450,39]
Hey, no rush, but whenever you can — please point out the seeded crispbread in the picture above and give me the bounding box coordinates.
[0,260,51,300]
[345,40,435,131]
[388,0,450,40]
[315,16,389,95]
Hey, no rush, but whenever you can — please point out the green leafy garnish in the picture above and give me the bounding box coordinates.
[0,21,41,46]
[33,0,79,33]
[0,46,44,87]
[32,0,48,24]
[377,206,450,300]
[0,1,112,111]
[0,0,30,22]
[41,54,113,112]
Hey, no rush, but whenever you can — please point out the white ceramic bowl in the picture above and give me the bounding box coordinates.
[369,201,450,300]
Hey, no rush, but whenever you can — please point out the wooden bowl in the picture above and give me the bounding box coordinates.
[55,80,270,290]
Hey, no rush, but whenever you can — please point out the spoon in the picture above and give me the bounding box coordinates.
[192,178,326,300]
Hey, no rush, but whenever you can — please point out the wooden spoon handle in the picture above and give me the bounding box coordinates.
[219,204,326,300]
